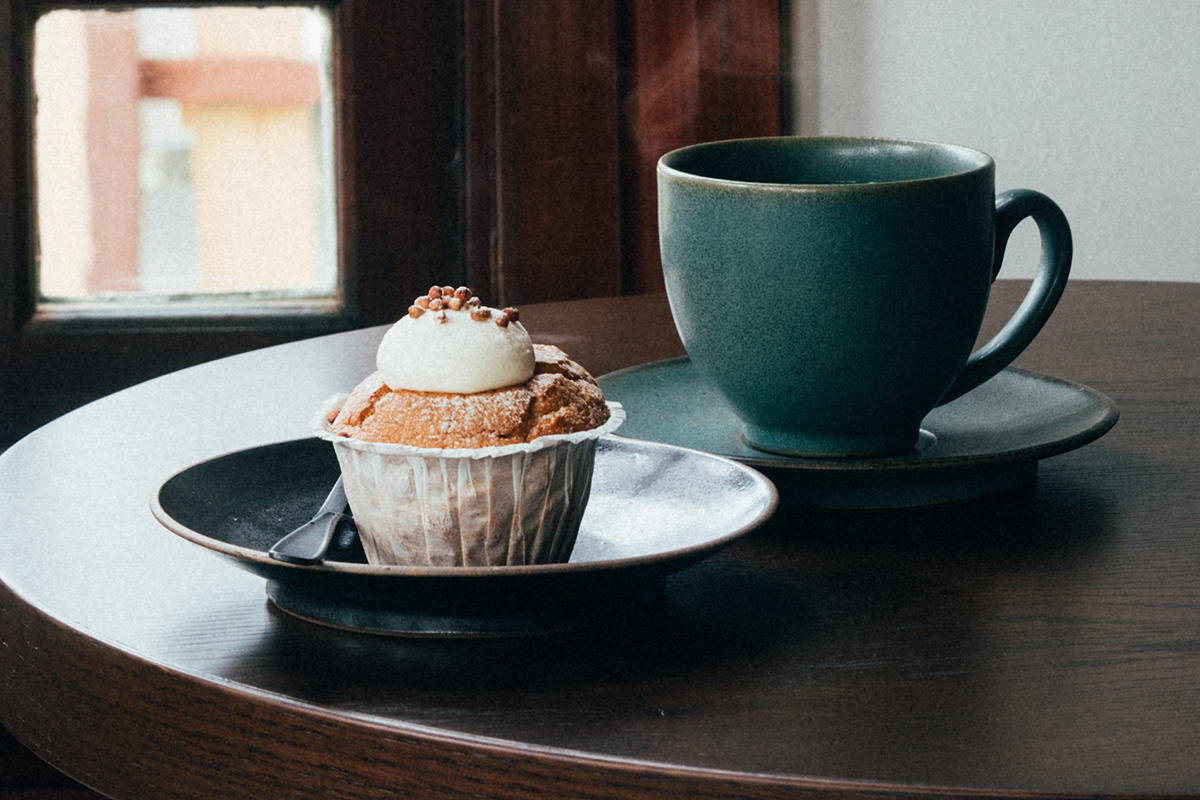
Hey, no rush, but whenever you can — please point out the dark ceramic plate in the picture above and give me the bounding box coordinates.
[598,359,1119,509]
[152,436,777,636]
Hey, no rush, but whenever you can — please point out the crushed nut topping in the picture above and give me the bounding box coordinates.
[497,306,520,327]
[409,286,517,328]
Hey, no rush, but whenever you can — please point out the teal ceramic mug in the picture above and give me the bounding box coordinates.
[657,136,1072,457]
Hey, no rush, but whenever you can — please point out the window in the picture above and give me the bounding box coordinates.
[33,7,338,307]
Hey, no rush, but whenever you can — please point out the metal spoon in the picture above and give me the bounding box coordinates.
[268,477,349,565]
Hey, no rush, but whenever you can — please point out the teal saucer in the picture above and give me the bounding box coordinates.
[597,358,1118,509]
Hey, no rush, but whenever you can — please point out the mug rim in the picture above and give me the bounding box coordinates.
[657,135,994,190]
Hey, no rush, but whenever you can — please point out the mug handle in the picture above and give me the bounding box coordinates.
[938,189,1073,405]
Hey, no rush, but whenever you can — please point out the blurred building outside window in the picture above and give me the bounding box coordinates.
[33,6,337,307]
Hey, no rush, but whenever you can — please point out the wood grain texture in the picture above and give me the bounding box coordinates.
[1,282,1199,799]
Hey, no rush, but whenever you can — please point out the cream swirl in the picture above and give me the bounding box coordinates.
[376,302,535,394]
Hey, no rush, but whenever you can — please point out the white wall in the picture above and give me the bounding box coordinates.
[791,0,1200,281]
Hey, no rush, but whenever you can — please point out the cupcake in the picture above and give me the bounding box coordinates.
[316,285,624,567]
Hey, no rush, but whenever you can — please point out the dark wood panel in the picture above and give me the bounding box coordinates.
[335,0,463,323]
[462,0,500,304]
[464,0,783,305]
[480,0,625,305]
[619,0,783,294]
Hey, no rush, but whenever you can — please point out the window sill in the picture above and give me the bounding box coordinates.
[23,296,355,336]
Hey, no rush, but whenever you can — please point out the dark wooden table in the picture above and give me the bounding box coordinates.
[1,281,1198,799]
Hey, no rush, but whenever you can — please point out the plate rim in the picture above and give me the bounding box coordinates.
[151,435,778,580]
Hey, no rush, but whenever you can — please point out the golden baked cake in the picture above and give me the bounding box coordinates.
[329,344,610,448]
[315,285,624,567]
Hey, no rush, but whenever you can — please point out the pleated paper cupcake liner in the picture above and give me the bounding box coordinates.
[313,397,624,567]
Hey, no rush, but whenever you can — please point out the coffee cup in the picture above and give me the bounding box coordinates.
[657,136,1072,457]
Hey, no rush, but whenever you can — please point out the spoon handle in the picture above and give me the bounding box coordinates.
[268,478,349,564]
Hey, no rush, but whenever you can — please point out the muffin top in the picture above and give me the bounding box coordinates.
[327,287,611,448]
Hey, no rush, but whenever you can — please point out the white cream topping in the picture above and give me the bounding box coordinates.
[376,306,535,393]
